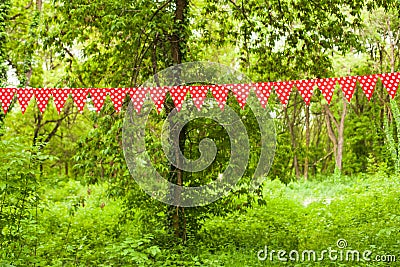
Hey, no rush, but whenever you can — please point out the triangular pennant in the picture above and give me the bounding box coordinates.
[295,80,315,105]
[189,85,208,110]
[70,88,88,113]
[230,83,251,109]
[109,88,127,112]
[169,85,189,112]
[254,82,273,108]
[357,75,378,101]
[129,87,147,113]
[211,85,229,110]
[315,78,337,104]
[52,89,70,114]
[33,88,52,113]
[149,86,168,113]
[378,72,400,99]
[89,88,109,112]
[17,88,34,114]
[338,76,357,102]
[274,81,294,106]
[0,88,16,114]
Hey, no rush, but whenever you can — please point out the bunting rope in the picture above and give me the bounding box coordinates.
[0,72,399,114]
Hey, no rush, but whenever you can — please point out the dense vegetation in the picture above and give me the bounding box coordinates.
[1,0,400,266]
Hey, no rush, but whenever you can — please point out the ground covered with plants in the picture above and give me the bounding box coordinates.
[1,137,399,266]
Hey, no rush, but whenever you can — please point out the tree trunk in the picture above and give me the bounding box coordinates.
[304,105,310,180]
[284,94,300,178]
[168,0,188,241]
[324,97,347,172]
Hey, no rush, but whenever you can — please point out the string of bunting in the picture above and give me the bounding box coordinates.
[0,72,399,114]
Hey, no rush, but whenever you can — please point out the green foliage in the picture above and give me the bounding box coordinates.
[0,0,10,87]
[0,136,45,264]
[1,0,400,266]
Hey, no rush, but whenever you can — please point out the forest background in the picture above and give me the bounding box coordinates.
[1,0,400,266]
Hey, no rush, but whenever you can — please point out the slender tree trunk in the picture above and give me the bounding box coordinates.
[284,94,300,178]
[304,105,310,180]
[336,97,347,171]
[168,0,188,241]
[324,98,347,172]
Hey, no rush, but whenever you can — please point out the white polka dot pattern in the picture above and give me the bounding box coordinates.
[295,80,315,105]
[254,82,273,108]
[0,88,16,114]
[169,85,189,112]
[70,88,88,113]
[109,88,127,112]
[378,72,400,99]
[274,81,294,106]
[0,72,397,114]
[89,88,109,113]
[357,75,378,101]
[230,83,251,109]
[149,86,168,113]
[189,85,208,110]
[52,88,70,114]
[17,88,34,114]
[33,88,51,113]
[211,85,229,110]
[338,76,357,102]
[129,87,148,113]
[315,78,337,104]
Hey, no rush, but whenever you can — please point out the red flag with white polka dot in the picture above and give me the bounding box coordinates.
[149,86,168,113]
[33,88,52,113]
[315,78,337,104]
[357,75,378,101]
[254,82,273,108]
[17,88,34,114]
[109,88,127,112]
[169,85,189,112]
[52,89,70,114]
[274,81,294,106]
[189,85,208,110]
[378,72,400,99]
[89,88,109,112]
[295,80,315,105]
[338,76,357,102]
[230,83,251,109]
[70,88,88,113]
[211,85,229,110]
[129,87,147,113]
[0,88,16,114]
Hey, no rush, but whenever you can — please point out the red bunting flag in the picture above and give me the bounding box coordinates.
[295,80,315,105]
[169,85,189,112]
[230,83,251,109]
[274,81,294,106]
[52,89,70,114]
[33,88,52,113]
[149,86,168,113]
[254,82,273,108]
[89,88,109,113]
[316,78,337,104]
[17,88,34,114]
[109,88,127,112]
[129,87,147,113]
[70,88,88,113]
[0,88,16,114]
[189,85,208,110]
[379,72,400,99]
[338,76,357,102]
[211,85,229,110]
[0,72,398,114]
[357,75,378,101]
